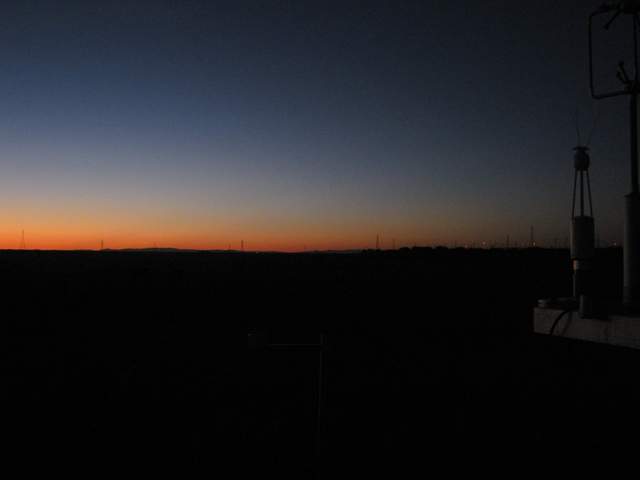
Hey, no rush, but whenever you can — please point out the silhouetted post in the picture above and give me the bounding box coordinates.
[625,89,640,308]
[248,332,327,479]
[315,333,326,480]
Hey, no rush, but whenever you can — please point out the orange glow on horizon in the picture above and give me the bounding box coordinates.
[0,202,518,252]
[0,226,443,252]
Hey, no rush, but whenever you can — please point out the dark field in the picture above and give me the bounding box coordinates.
[0,248,637,474]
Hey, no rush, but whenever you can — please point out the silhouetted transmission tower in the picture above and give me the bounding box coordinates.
[19,230,26,250]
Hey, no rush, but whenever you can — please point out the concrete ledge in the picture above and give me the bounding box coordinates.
[534,307,640,350]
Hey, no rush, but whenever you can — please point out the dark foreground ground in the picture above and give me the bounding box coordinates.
[0,248,637,474]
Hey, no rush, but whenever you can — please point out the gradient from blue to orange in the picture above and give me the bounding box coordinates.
[0,1,632,250]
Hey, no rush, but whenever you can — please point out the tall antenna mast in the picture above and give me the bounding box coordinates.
[20,230,26,250]
[589,1,640,309]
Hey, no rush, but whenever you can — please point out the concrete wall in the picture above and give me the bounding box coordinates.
[534,307,640,349]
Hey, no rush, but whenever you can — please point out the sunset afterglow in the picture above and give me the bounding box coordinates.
[0,2,630,250]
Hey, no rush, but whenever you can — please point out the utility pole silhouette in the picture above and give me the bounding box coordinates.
[241,240,244,252]
[392,238,396,250]
[19,230,26,250]
[100,240,104,251]
[506,234,510,249]
[530,226,535,247]
[376,234,380,250]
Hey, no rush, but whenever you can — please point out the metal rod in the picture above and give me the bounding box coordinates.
[586,169,594,218]
[604,9,622,30]
[625,12,640,310]
[572,169,578,217]
[268,344,323,351]
[589,11,597,98]
[314,333,326,480]
[627,89,640,309]
[635,13,639,84]
[589,10,629,99]
[580,170,585,216]
[632,91,639,193]
[254,334,327,478]
[624,193,640,308]
[631,14,638,85]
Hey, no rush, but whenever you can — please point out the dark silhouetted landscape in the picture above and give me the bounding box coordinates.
[2,247,637,473]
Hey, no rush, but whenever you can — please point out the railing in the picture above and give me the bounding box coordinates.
[248,331,326,479]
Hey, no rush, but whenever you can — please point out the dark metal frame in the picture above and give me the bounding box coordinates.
[589,2,640,191]
[588,2,640,309]
[248,332,326,479]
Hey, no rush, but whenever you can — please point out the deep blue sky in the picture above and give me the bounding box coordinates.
[0,1,632,249]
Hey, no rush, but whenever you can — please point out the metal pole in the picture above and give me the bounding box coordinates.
[631,91,639,193]
[580,171,585,216]
[625,89,640,309]
[572,170,578,217]
[314,333,326,480]
[255,335,327,478]
[586,170,594,217]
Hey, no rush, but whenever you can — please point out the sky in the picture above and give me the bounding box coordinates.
[0,0,634,250]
